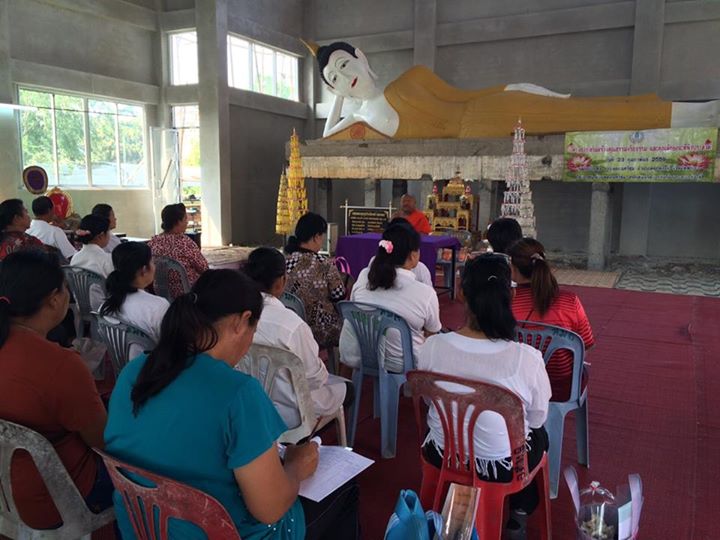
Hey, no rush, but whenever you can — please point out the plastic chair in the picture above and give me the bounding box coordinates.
[62,266,106,338]
[94,449,241,539]
[280,291,307,321]
[406,370,551,540]
[516,320,589,499]
[93,312,157,378]
[337,301,414,458]
[153,256,190,301]
[0,419,115,539]
[235,344,347,446]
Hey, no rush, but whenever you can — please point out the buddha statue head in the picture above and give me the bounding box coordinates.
[305,40,378,99]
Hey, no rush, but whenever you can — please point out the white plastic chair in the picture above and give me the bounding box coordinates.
[0,419,115,539]
[61,266,106,339]
[235,344,347,446]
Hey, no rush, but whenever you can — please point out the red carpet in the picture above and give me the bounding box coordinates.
[349,287,720,540]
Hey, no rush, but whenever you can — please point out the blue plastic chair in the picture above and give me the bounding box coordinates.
[153,256,191,301]
[280,291,307,321]
[516,321,589,498]
[337,301,414,458]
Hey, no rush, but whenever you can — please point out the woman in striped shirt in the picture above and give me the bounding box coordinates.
[507,239,594,402]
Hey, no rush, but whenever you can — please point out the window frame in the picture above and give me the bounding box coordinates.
[227,33,300,102]
[168,30,199,86]
[16,85,149,190]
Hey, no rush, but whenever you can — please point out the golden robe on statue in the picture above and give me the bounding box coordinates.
[335,66,672,140]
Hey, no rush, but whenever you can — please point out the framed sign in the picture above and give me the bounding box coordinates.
[341,201,395,235]
[22,166,48,194]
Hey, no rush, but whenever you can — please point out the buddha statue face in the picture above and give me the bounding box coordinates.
[317,42,378,100]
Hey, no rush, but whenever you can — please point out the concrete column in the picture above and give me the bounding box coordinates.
[630,0,665,94]
[413,0,437,70]
[0,0,21,200]
[476,179,494,229]
[588,182,612,270]
[618,184,652,256]
[392,179,408,210]
[407,174,432,209]
[196,0,232,246]
[316,178,333,219]
[363,178,380,207]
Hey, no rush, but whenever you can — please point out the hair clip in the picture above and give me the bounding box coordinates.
[0,296,11,305]
[487,275,498,282]
[530,252,544,261]
[75,229,91,237]
[378,240,394,254]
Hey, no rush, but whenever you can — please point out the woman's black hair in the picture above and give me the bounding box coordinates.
[101,242,153,316]
[31,196,54,217]
[507,238,558,317]
[244,247,286,293]
[0,250,65,348]
[131,269,263,415]
[461,254,516,340]
[487,217,523,255]
[367,223,420,290]
[284,212,328,254]
[76,214,110,245]
[316,41,358,86]
[0,199,26,234]
[91,203,113,221]
[161,203,186,233]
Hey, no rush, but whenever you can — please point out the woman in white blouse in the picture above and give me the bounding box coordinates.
[243,247,350,430]
[340,222,442,373]
[417,254,551,539]
[99,242,169,358]
[71,214,114,311]
[91,203,122,253]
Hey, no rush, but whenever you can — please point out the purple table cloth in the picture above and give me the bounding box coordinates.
[335,232,461,284]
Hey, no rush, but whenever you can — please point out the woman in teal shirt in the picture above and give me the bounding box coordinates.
[105,269,358,539]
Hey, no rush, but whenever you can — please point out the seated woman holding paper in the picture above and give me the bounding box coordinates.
[339,222,442,373]
[104,269,359,540]
[417,254,551,539]
[244,246,352,429]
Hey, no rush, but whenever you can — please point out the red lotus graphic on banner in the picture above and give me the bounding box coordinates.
[566,154,592,171]
[677,153,711,170]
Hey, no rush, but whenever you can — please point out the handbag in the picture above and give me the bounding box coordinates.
[384,489,431,540]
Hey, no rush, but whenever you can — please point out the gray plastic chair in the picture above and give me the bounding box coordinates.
[516,320,589,498]
[61,266,106,338]
[235,344,347,446]
[93,313,157,378]
[0,419,115,539]
[280,291,307,321]
[153,256,191,301]
[337,301,414,458]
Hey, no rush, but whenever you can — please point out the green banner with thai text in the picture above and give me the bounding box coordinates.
[563,128,718,182]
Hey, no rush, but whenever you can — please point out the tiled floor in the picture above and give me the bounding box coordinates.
[615,267,720,297]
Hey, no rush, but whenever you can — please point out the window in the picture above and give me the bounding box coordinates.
[170,31,199,85]
[172,105,201,200]
[227,35,299,101]
[18,88,148,188]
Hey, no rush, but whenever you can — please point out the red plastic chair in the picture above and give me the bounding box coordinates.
[407,370,551,540]
[95,449,241,539]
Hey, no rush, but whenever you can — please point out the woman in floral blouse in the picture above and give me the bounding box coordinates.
[148,203,208,299]
[0,199,44,261]
[284,213,345,348]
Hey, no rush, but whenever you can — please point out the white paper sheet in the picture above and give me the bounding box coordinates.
[299,446,374,502]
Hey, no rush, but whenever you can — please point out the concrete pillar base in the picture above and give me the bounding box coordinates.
[588,182,612,270]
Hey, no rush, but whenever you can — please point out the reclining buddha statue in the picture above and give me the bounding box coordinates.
[304,40,719,140]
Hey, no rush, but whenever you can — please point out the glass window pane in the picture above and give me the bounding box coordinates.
[88,100,118,186]
[170,31,198,85]
[118,104,147,186]
[276,52,299,101]
[19,89,57,185]
[172,105,199,129]
[228,36,251,90]
[54,94,87,186]
[252,44,275,95]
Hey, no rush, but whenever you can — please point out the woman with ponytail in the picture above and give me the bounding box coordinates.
[104,269,359,540]
[0,251,111,529]
[339,223,441,372]
[284,212,346,348]
[100,242,169,349]
[417,254,551,539]
[0,198,44,260]
[508,238,595,402]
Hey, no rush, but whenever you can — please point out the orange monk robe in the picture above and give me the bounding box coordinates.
[405,210,432,235]
[381,66,672,139]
